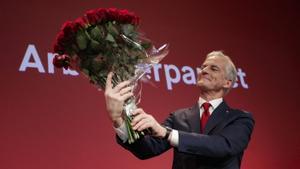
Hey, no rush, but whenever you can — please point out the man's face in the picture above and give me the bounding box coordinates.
[197,56,231,92]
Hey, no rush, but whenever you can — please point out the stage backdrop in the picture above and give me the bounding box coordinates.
[1,0,299,169]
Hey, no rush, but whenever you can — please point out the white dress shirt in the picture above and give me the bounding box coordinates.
[114,97,223,146]
[169,97,223,146]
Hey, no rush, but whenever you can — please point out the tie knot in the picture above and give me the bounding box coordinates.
[202,102,211,112]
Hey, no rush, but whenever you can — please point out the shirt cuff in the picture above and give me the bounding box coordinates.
[168,129,179,147]
[113,122,128,143]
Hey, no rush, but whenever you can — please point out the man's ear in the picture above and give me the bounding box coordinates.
[223,79,232,89]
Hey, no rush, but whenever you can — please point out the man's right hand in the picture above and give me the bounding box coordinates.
[104,72,134,127]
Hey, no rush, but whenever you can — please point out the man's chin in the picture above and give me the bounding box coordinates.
[197,83,210,90]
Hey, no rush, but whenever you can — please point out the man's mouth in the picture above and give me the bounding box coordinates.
[201,76,211,81]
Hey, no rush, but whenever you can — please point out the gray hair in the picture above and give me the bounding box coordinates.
[206,51,237,91]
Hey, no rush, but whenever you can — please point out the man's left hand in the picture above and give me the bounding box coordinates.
[131,108,167,138]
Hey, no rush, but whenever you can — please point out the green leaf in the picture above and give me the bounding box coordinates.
[90,26,101,41]
[141,42,152,50]
[122,24,135,36]
[97,25,106,39]
[105,33,115,42]
[107,21,119,36]
[76,30,88,50]
[90,39,101,51]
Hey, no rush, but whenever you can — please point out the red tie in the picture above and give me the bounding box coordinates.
[201,102,211,133]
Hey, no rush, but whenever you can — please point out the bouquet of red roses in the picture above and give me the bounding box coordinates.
[53,8,169,143]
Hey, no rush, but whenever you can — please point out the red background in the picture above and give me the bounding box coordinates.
[1,0,299,169]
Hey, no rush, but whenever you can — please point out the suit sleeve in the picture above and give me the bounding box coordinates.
[178,112,255,158]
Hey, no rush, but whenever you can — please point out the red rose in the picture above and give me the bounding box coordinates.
[118,9,128,23]
[54,32,72,53]
[118,9,139,25]
[53,21,77,55]
[86,9,99,24]
[106,8,119,21]
[53,54,71,69]
[132,16,140,25]
[60,21,76,43]
[61,21,74,35]
[96,8,107,23]
[73,17,87,31]
[53,43,64,54]
[53,32,67,54]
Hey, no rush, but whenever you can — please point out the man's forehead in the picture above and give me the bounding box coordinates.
[202,56,227,65]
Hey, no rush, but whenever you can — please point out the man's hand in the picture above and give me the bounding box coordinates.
[104,72,133,127]
[131,108,167,138]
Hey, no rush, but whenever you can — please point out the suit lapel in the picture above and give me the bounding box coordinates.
[204,101,230,134]
[186,103,201,133]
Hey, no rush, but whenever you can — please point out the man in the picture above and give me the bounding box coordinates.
[104,51,255,169]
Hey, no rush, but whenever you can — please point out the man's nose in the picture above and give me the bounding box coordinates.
[197,67,208,75]
[200,67,209,75]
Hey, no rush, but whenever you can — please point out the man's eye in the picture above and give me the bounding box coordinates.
[211,67,219,71]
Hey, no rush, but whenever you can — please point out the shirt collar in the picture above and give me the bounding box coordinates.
[198,97,223,111]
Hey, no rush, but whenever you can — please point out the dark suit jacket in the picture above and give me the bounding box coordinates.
[117,101,255,169]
